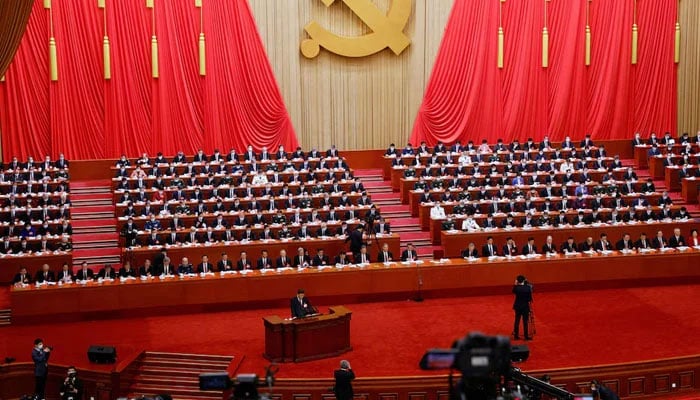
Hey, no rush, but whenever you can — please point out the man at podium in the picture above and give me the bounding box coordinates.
[290,288,317,318]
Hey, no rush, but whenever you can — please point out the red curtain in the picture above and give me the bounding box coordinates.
[0,0,297,160]
[411,0,677,145]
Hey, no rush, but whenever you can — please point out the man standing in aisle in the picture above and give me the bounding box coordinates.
[512,275,533,341]
[333,360,355,400]
[32,338,51,400]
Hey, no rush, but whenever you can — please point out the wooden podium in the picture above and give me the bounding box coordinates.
[263,306,352,363]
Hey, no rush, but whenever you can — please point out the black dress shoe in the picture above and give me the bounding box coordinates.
[513,335,521,340]
[524,336,533,341]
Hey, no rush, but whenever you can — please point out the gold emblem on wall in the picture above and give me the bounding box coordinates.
[300,0,411,59]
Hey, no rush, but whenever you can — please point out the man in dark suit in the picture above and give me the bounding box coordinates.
[462,242,479,258]
[593,233,612,252]
[312,249,330,267]
[290,288,315,318]
[257,250,273,269]
[236,251,253,270]
[34,264,55,284]
[521,238,538,256]
[75,262,94,281]
[512,275,533,340]
[482,236,498,257]
[668,228,686,248]
[217,253,233,272]
[276,249,292,269]
[652,230,668,249]
[635,233,651,250]
[376,243,394,263]
[13,266,32,285]
[32,338,52,400]
[197,255,214,273]
[616,233,635,251]
[401,243,418,261]
[333,360,355,400]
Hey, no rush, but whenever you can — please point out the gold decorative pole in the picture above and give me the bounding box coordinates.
[585,0,591,66]
[49,5,58,81]
[542,0,550,68]
[498,0,505,69]
[197,0,205,76]
[631,0,638,64]
[674,0,680,63]
[101,0,111,79]
[151,1,158,78]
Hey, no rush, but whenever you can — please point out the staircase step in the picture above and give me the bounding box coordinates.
[72,218,117,228]
[129,383,223,398]
[73,226,116,234]
[73,241,118,250]
[72,199,113,207]
[135,359,231,370]
[72,232,119,242]
[130,392,220,400]
[143,352,234,362]
[72,212,115,220]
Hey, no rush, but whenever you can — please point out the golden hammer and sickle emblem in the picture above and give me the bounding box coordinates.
[300,0,412,59]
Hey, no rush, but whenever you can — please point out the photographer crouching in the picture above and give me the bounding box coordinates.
[60,366,83,400]
[512,275,533,341]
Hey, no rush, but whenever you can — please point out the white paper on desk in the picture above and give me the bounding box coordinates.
[239,269,253,275]
[564,251,578,256]
[318,265,333,271]
[676,246,690,252]
[260,268,275,274]
[600,250,614,255]
[693,245,700,250]
[277,267,293,272]
[526,254,541,259]
[659,247,675,252]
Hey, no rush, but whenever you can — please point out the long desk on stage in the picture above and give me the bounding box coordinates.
[122,234,400,267]
[1,252,72,284]
[441,220,699,257]
[263,306,352,363]
[11,248,700,323]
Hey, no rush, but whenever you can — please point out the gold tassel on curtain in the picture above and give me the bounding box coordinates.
[152,36,159,78]
[585,0,591,66]
[1,74,5,82]
[497,0,505,69]
[103,37,111,79]
[146,0,153,8]
[101,0,111,79]
[198,0,205,75]
[49,37,58,81]
[542,0,550,68]
[674,0,681,63]
[631,0,638,64]
[48,5,57,81]
[44,0,51,9]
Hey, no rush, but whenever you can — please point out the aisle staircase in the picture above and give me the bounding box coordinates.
[0,308,10,327]
[69,180,121,268]
[124,352,234,400]
[355,169,438,258]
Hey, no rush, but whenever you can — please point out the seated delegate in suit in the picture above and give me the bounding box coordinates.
[118,262,136,278]
[13,266,32,285]
[668,228,686,248]
[560,237,578,254]
[521,238,538,256]
[34,264,56,283]
[257,250,273,269]
[312,249,330,267]
[75,262,94,281]
[217,252,234,271]
[197,255,214,273]
[335,252,351,265]
[482,237,498,257]
[593,234,612,252]
[98,264,117,279]
[236,252,253,270]
[290,289,316,318]
[276,249,292,269]
[616,234,635,251]
[652,230,668,249]
[462,242,479,258]
[177,257,194,274]
[401,243,418,261]
[354,245,371,264]
[376,243,394,263]
[293,247,311,268]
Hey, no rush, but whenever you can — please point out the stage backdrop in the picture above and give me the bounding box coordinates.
[0,0,297,160]
[410,0,678,145]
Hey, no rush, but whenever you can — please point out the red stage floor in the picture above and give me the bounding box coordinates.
[1,284,699,379]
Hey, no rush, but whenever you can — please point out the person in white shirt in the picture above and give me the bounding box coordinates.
[458,151,471,166]
[251,170,268,185]
[559,159,572,173]
[430,203,446,219]
[690,229,699,247]
[461,216,480,232]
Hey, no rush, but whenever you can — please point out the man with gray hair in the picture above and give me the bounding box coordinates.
[333,360,355,400]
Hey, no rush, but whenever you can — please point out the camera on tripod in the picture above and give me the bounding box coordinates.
[420,331,581,400]
[199,365,278,400]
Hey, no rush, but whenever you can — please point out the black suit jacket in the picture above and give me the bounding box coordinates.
[481,243,497,257]
[400,249,418,261]
[512,284,532,312]
[376,251,394,263]
[333,369,355,400]
[463,248,479,258]
[32,347,51,377]
[669,235,685,248]
[312,255,330,266]
[236,259,253,270]
[34,270,55,283]
[257,257,273,269]
[290,295,314,318]
[276,256,292,269]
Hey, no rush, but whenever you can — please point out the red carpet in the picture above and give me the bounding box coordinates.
[2,284,700,379]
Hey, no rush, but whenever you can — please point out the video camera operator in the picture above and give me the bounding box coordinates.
[60,366,83,400]
[591,380,620,400]
[512,275,533,341]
